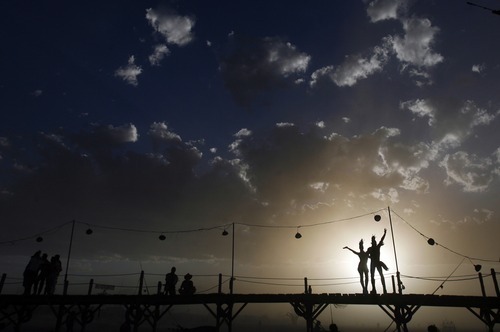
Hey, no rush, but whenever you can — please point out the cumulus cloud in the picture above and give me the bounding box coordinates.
[331,43,390,87]
[309,66,334,88]
[440,151,497,192]
[221,37,311,106]
[472,63,486,73]
[400,99,436,125]
[148,122,182,143]
[115,56,142,86]
[310,39,391,87]
[439,100,499,145]
[309,1,442,89]
[149,44,170,66]
[366,0,407,22]
[391,18,443,67]
[104,123,139,144]
[146,8,195,46]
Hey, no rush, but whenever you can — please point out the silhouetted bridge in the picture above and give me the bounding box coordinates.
[1,272,500,331]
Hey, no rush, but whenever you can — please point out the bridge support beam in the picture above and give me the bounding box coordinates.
[465,270,500,332]
[0,303,37,331]
[291,301,329,332]
[378,304,420,332]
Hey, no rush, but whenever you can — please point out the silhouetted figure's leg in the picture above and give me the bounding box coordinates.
[377,266,387,294]
[358,271,364,293]
[370,264,377,294]
[363,271,369,294]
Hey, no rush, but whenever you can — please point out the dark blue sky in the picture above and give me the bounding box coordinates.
[1,1,500,328]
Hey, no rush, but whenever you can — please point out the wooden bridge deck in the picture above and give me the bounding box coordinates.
[1,292,498,308]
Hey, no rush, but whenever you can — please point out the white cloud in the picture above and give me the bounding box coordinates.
[146,8,195,46]
[221,37,311,106]
[391,18,443,67]
[400,99,436,126]
[114,56,142,86]
[472,63,486,73]
[149,44,170,66]
[366,0,407,22]
[234,128,252,137]
[276,122,295,128]
[315,121,325,128]
[267,41,310,76]
[440,151,496,192]
[309,65,334,87]
[106,123,139,143]
[334,43,390,86]
[310,42,390,88]
[370,188,400,203]
[148,122,182,142]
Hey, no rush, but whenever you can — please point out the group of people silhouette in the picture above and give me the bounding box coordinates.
[343,228,389,294]
[164,266,196,295]
[23,250,62,295]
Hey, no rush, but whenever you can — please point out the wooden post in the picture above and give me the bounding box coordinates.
[0,273,6,294]
[218,273,222,294]
[304,277,308,294]
[157,281,162,295]
[138,271,144,295]
[88,278,94,295]
[391,275,396,294]
[491,269,499,297]
[478,273,486,297]
[63,280,69,295]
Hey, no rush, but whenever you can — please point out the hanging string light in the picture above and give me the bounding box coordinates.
[390,209,498,271]
[2,208,498,272]
[295,227,302,239]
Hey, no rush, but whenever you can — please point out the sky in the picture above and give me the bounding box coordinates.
[1,0,500,330]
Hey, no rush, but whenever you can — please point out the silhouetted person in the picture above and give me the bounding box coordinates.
[343,239,369,294]
[23,250,43,295]
[179,273,196,295]
[164,266,179,295]
[36,253,49,295]
[367,228,389,294]
[427,324,439,332]
[46,255,62,295]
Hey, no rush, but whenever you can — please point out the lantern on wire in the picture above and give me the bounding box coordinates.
[295,227,302,239]
[85,228,93,235]
[427,238,435,246]
[159,234,166,241]
[36,236,43,243]
[222,229,229,236]
[374,215,381,222]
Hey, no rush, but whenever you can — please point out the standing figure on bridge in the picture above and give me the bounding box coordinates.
[179,273,196,295]
[367,228,389,294]
[164,266,179,295]
[46,254,62,295]
[343,239,369,294]
[23,250,43,295]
